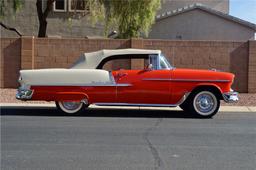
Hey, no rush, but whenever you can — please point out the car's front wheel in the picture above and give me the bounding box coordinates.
[185,90,220,118]
[56,101,87,115]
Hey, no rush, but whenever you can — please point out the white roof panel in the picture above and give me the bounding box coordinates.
[71,48,161,69]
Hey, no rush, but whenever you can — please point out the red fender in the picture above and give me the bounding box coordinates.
[54,92,89,103]
[32,90,89,103]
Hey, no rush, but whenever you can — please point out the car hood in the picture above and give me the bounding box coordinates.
[171,68,234,82]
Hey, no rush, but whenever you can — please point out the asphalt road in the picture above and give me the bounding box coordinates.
[1,107,256,170]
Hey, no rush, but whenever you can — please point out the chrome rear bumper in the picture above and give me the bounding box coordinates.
[222,91,239,103]
[16,88,33,100]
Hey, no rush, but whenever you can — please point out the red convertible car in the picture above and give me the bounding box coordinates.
[16,49,238,118]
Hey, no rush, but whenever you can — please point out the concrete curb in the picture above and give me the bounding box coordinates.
[0,103,255,113]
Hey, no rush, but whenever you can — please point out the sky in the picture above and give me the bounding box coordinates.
[230,0,256,24]
[230,0,256,38]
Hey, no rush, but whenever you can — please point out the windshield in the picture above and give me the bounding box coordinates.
[159,54,172,69]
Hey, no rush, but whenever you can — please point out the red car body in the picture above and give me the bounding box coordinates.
[16,49,238,117]
[30,69,233,104]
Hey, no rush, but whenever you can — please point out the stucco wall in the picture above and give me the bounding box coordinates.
[150,9,255,41]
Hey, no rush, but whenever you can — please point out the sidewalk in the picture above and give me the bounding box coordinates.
[1,102,255,113]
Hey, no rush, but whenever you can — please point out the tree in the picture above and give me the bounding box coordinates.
[36,0,104,37]
[0,0,56,37]
[0,0,23,17]
[104,0,161,38]
[1,0,161,38]
[0,0,104,37]
[0,0,24,36]
[36,0,55,37]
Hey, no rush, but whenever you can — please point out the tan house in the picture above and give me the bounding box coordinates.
[149,3,256,40]
[158,0,229,14]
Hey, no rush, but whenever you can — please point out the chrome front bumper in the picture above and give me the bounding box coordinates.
[222,91,239,103]
[16,88,33,100]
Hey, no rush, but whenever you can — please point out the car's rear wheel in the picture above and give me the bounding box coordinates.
[186,90,220,118]
[56,101,87,115]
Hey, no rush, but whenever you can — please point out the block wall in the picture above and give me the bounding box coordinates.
[0,38,21,88]
[1,37,255,93]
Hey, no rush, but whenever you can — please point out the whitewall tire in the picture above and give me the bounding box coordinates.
[56,101,86,115]
[188,90,220,118]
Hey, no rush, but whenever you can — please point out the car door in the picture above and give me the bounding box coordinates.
[113,69,171,105]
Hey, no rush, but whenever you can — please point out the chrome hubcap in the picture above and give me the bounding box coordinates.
[193,91,217,116]
[58,101,83,114]
[62,101,81,110]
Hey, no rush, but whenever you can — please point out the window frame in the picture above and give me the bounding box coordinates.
[68,0,87,12]
[53,0,67,12]
[96,54,150,70]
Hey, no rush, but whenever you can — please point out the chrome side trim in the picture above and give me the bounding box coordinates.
[94,92,190,107]
[142,78,230,83]
[170,79,230,82]
[116,83,133,87]
[143,78,171,81]
[176,92,190,105]
[94,103,177,107]
[30,83,132,87]
[222,91,239,103]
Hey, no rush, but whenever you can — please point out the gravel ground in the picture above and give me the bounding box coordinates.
[0,89,53,104]
[0,88,255,106]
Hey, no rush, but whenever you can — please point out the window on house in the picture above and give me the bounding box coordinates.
[69,0,86,12]
[53,0,67,12]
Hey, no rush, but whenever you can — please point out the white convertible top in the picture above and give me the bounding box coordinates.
[71,48,161,69]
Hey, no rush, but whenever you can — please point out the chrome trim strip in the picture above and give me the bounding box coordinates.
[143,78,230,82]
[30,83,132,87]
[176,92,190,105]
[170,79,230,82]
[143,78,171,81]
[94,92,190,107]
[94,103,178,107]
[116,83,132,87]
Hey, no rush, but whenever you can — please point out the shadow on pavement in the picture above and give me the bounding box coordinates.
[0,107,197,119]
